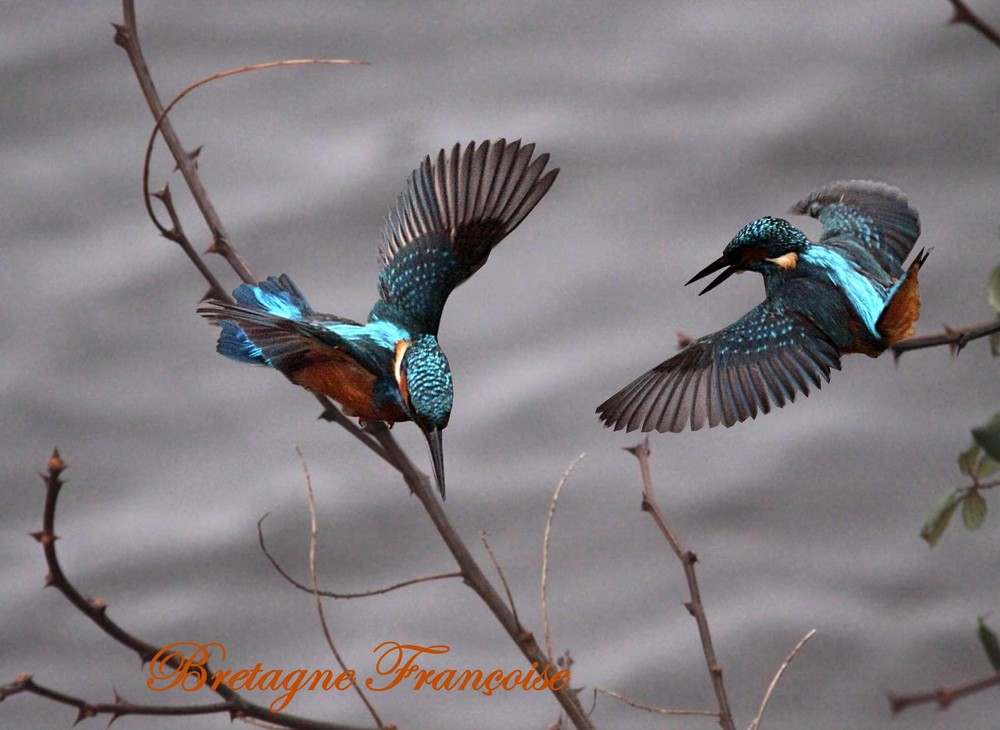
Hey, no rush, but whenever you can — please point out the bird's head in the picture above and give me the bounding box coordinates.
[394,335,452,499]
[687,216,810,294]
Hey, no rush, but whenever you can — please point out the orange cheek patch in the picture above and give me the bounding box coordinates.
[394,340,411,406]
[766,252,799,270]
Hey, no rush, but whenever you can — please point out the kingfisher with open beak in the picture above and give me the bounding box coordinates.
[199,140,558,498]
[597,180,928,433]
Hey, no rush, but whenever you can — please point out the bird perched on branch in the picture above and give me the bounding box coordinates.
[597,180,928,433]
[199,140,559,498]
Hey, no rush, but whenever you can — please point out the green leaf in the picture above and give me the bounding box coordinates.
[920,489,964,546]
[977,618,1000,672]
[988,263,1000,314]
[962,489,987,530]
[977,454,1000,479]
[972,413,1000,463]
[958,442,981,477]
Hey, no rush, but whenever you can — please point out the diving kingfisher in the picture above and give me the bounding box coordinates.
[198,140,558,498]
[597,180,928,433]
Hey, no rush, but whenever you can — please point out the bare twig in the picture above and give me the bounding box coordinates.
[888,671,1000,714]
[946,0,1000,47]
[480,532,522,632]
[592,687,717,717]
[370,430,596,729]
[257,518,460,597]
[297,448,384,728]
[626,439,736,730]
[892,318,1000,358]
[140,56,366,268]
[747,629,817,730]
[18,450,369,730]
[541,454,586,660]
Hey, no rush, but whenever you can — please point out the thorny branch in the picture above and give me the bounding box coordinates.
[892,318,1000,358]
[111,2,595,728]
[946,0,1000,47]
[626,439,734,730]
[9,450,369,730]
[887,671,1000,714]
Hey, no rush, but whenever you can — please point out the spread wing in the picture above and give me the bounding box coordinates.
[199,275,390,376]
[597,301,842,433]
[374,139,558,335]
[789,180,920,282]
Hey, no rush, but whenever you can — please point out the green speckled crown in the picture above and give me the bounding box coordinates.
[725,216,809,258]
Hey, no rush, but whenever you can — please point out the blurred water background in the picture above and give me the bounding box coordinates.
[3,2,998,728]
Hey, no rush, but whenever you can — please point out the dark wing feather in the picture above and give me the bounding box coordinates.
[597,302,842,433]
[198,275,385,376]
[789,180,920,281]
[375,139,559,334]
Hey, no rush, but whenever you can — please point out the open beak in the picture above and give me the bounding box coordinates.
[685,254,738,295]
[423,428,446,500]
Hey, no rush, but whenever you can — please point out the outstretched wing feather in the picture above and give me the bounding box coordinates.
[597,302,842,433]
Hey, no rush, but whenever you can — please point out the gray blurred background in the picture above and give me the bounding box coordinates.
[3,2,998,728]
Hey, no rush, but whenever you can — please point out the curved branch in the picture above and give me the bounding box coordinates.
[258,516,461,598]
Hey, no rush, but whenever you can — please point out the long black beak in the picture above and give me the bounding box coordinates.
[423,428,446,500]
[685,255,738,295]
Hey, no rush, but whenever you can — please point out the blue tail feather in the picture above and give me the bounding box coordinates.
[217,320,271,366]
[210,275,314,366]
[232,274,314,322]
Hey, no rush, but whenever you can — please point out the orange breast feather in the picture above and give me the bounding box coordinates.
[877,271,923,346]
[290,349,406,422]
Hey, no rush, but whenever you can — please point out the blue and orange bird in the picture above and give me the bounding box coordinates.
[597,180,929,433]
[198,140,558,498]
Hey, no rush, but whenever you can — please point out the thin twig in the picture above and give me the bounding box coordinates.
[946,0,1000,47]
[20,450,368,730]
[541,454,586,660]
[257,519,460,597]
[140,57,366,273]
[626,438,736,730]
[371,429,596,729]
[887,671,1000,714]
[152,186,229,301]
[747,629,817,730]
[480,532,522,632]
[892,318,1000,358]
[592,687,718,717]
[297,448,384,728]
